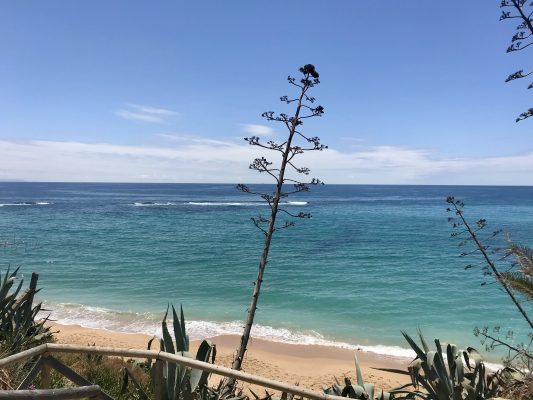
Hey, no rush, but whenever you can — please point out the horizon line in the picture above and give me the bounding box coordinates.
[1,181,532,188]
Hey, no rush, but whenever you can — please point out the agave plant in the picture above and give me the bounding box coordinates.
[157,304,216,400]
[376,331,500,400]
[324,353,393,400]
[0,267,51,356]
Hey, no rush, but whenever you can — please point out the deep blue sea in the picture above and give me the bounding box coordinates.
[1,183,532,363]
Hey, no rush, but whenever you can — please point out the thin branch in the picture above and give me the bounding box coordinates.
[476,330,533,360]
[448,198,533,329]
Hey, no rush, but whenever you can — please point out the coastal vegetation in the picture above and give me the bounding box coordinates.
[0,0,533,400]
[156,305,216,400]
[0,265,528,399]
[230,64,326,381]
[0,268,52,389]
[446,198,533,399]
[0,65,532,400]
[499,0,533,122]
[0,268,51,357]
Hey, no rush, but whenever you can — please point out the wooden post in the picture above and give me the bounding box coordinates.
[27,273,39,305]
[40,356,50,389]
[152,359,164,400]
[29,273,39,291]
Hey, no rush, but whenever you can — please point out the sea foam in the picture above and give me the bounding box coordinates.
[42,301,505,371]
[44,302,416,360]
[0,201,51,207]
[131,201,308,207]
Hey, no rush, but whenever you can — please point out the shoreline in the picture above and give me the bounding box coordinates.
[48,322,412,393]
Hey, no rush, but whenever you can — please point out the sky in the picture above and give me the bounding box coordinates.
[1,1,532,185]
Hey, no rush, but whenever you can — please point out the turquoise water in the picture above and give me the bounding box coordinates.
[0,183,532,361]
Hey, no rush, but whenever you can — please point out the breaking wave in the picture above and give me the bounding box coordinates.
[0,202,51,207]
[44,302,416,360]
[132,201,308,207]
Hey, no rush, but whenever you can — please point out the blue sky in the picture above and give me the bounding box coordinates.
[1,1,531,184]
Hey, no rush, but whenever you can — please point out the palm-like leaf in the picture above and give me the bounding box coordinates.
[505,244,533,300]
[501,271,533,300]
[509,244,533,277]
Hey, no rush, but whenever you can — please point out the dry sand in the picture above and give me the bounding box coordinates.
[48,323,411,395]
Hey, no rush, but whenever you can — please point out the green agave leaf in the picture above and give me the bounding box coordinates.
[161,305,177,399]
[463,350,472,370]
[371,367,411,376]
[354,353,364,387]
[446,344,455,382]
[0,278,15,302]
[466,347,482,368]
[392,382,415,391]
[190,339,214,391]
[433,349,453,398]
[340,385,355,397]
[181,305,189,352]
[363,383,374,400]
[389,389,429,400]
[416,328,430,353]
[350,384,365,398]
[474,363,486,397]
[434,340,452,383]
[469,362,481,390]
[426,351,436,371]
[449,344,458,359]
[248,388,260,400]
[377,390,391,400]
[323,387,335,396]
[1,266,17,288]
[414,373,438,399]
[172,305,187,352]
[455,351,465,382]
[401,331,426,361]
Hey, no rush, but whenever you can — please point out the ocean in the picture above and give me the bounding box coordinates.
[1,182,532,362]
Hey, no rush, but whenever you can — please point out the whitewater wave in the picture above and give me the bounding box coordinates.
[188,202,307,206]
[188,202,256,206]
[133,202,175,207]
[41,302,505,370]
[0,201,51,207]
[132,201,308,207]
[332,196,444,203]
[43,302,416,360]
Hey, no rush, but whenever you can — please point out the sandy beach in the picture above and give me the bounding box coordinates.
[48,323,411,394]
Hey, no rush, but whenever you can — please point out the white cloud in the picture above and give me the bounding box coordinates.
[241,124,274,136]
[127,104,177,116]
[157,133,184,141]
[0,139,532,185]
[115,104,178,123]
[157,133,235,147]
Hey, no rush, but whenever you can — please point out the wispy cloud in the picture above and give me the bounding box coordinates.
[158,133,236,147]
[241,124,274,136]
[157,133,184,141]
[1,138,532,184]
[115,104,178,123]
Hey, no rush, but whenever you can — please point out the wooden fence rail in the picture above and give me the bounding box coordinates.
[0,343,347,400]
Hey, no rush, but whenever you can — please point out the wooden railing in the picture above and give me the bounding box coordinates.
[0,343,347,400]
